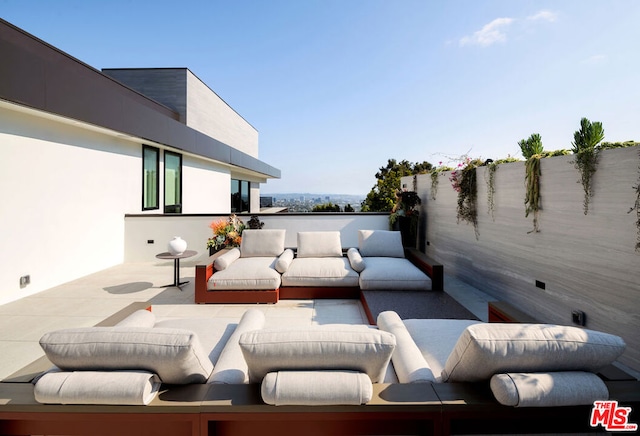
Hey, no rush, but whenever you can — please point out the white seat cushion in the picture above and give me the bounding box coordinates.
[281,257,359,287]
[359,257,432,290]
[208,257,281,290]
[442,323,627,382]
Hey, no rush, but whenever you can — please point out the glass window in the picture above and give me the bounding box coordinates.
[142,145,159,210]
[231,179,250,213]
[164,151,182,213]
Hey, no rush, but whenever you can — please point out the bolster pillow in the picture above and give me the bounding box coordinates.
[377,311,435,383]
[209,309,266,384]
[275,248,295,273]
[239,326,395,383]
[490,371,609,407]
[214,247,241,271]
[40,327,213,384]
[261,371,373,406]
[442,323,626,382]
[34,370,160,405]
[347,248,366,273]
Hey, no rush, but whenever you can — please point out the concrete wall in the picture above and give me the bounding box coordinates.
[123,213,390,263]
[0,102,238,305]
[404,146,640,371]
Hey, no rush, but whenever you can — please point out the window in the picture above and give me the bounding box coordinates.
[164,151,182,213]
[142,145,159,210]
[231,179,250,213]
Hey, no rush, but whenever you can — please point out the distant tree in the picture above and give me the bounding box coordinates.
[361,159,432,212]
[344,204,355,212]
[312,202,341,212]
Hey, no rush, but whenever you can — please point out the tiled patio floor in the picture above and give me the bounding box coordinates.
[0,261,491,381]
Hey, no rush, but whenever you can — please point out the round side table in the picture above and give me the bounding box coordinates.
[155,250,197,290]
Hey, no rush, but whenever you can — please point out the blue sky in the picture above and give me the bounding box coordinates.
[3,1,639,195]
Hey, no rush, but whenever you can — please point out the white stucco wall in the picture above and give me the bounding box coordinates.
[181,155,230,214]
[186,71,259,157]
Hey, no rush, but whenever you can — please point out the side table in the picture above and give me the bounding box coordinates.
[156,250,197,290]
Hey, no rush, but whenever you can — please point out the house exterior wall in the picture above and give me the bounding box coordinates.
[0,103,237,305]
[404,146,640,371]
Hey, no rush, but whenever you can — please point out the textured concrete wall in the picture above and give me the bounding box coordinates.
[405,146,640,371]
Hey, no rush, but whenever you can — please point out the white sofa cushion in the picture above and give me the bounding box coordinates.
[275,248,294,273]
[239,325,396,383]
[403,319,481,382]
[240,229,285,257]
[359,257,432,290]
[40,327,214,384]
[442,323,627,382]
[209,309,266,384]
[490,371,609,407]
[214,247,241,270]
[114,309,156,328]
[261,371,373,406]
[34,370,160,405]
[347,247,366,273]
[377,311,435,383]
[281,257,359,287]
[296,231,343,258]
[358,230,405,258]
[208,257,281,290]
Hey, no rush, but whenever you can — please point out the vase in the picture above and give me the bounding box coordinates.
[168,236,187,255]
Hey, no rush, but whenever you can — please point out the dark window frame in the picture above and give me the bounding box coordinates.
[164,150,182,214]
[142,145,159,211]
[231,178,251,213]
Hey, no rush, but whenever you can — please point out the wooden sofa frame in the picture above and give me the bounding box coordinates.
[1,303,638,436]
[195,247,444,304]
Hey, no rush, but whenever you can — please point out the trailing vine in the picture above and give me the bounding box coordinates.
[519,133,544,233]
[430,171,438,200]
[572,117,604,215]
[486,162,497,221]
[450,158,482,238]
[628,150,640,252]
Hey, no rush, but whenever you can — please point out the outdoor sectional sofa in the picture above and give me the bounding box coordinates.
[1,302,638,436]
[195,229,443,304]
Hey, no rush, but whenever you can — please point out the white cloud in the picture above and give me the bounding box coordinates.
[582,54,608,65]
[459,17,514,47]
[527,10,558,22]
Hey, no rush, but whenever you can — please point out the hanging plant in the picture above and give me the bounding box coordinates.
[450,158,482,238]
[486,161,498,221]
[519,134,544,233]
[628,150,640,252]
[571,117,604,215]
[430,162,454,200]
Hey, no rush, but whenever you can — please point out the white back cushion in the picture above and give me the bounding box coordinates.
[40,327,214,384]
[358,230,405,258]
[442,323,626,382]
[240,229,285,257]
[296,231,343,258]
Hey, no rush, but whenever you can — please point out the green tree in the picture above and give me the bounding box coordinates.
[344,204,355,212]
[312,202,341,212]
[361,159,432,212]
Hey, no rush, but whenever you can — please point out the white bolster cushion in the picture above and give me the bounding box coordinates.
[490,371,609,407]
[261,371,373,406]
[347,247,366,273]
[358,230,405,258]
[377,311,435,383]
[40,327,213,384]
[296,231,343,258]
[34,370,160,405]
[240,229,286,257]
[275,248,295,273]
[214,247,241,270]
[442,323,626,382]
[239,326,396,383]
[209,309,266,384]
[114,309,156,328]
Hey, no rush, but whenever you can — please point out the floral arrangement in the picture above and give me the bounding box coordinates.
[207,214,246,252]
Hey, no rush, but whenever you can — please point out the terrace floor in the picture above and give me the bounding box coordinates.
[0,261,492,382]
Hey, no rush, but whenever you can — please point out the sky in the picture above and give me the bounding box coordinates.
[2,0,639,195]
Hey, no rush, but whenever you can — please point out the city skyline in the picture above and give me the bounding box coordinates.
[3,0,639,195]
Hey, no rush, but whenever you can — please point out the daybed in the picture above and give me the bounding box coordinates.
[1,303,637,435]
[195,229,443,304]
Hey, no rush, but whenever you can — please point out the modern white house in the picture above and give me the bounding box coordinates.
[0,19,280,305]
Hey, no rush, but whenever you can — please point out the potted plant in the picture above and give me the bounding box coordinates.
[207,214,246,255]
[389,189,421,248]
